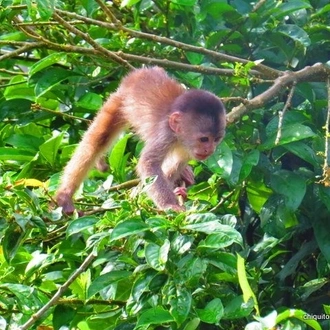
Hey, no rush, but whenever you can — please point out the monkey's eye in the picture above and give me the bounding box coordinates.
[214,136,222,143]
[200,137,209,143]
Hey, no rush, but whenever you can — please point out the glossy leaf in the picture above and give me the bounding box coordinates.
[196,298,224,324]
[88,271,132,298]
[110,219,149,241]
[34,68,78,98]
[66,216,99,237]
[262,123,316,149]
[170,287,192,325]
[270,170,306,210]
[29,53,67,78]
[136,307,174,327]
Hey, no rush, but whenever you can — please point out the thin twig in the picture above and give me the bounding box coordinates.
[94,0,121,25]
[319,76,330,186]
[52,12,134,71]
[227,63,330,123]
[325,77,330,172]
[275,82,296,145]
[32,104,91,122]
[54,8,280,79]
[19,250,97,330]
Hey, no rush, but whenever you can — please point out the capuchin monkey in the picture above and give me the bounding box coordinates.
[55,66,226,214]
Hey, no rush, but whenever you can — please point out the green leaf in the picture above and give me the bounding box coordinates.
[130,270,157,303]
[262,123,316,150]
[66,216,99,237]
[239,149,260,181]
[110,219,149,241]
[171,0,197,5]
[205,141,233,179]
[4,134,43,151]
[247,179,273,213]
[183,318,200,330]
[121,0,141,7]
[171,234,194,254]
[109,134,131,181]
[270,170,306,210]
[196,298,224,324]
[223,295,254,319]
[3,223,25,262]
[145,241,169,271]
[88,271,132,298]
[39,132,64,166]
[175,256,207,287]
[198,231,243,250]
[283,141,319,167]
[169,287,192,325]
[29,53,67,78]
[276,309,322,330]
[237,254,259,315]
[4,75,34,101]
[275,1,312,19]
[312,216,330,263]
[53,305,76,330]
[277,24,311,47]
[207,252,237,274]
[34,68,78,98]
[312,4,330,18]
[25,252,55,278]
[136,307,174,327]
[0,283,48,314]
[0,148,35,162]
[75,92,103,111]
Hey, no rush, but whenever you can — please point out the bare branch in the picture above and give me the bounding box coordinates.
[52,12,134,71]
[319,76,330,187]
[19,251,97,330]
[227,63,330,123]
[54,8,280,79]
[275,82,296,145]
[0,43,39,61]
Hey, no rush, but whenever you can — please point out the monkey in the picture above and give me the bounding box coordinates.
[55,66,226,214]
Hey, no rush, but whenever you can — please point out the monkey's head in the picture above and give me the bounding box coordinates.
[169,90,226,160]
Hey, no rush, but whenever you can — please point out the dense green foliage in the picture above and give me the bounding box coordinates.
[1,0,330,329]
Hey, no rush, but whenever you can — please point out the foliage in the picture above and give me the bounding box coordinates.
[1,0,330,329]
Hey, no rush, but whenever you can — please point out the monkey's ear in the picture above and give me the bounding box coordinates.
[168,112,182,133]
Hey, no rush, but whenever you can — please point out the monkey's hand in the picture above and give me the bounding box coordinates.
[174,186,187,200]
[180,166,195,186]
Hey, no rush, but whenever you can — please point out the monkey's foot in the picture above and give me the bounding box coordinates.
[55,193,76,215]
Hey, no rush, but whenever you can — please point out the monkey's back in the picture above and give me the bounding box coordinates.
[116,67,185,141]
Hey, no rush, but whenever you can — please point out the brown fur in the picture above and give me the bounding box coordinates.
[55,67,226,214]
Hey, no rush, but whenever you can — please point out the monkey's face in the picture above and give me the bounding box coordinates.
[193,134,223,160]
[169,111,225,161]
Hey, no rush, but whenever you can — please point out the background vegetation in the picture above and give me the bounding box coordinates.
[1,0,330,329]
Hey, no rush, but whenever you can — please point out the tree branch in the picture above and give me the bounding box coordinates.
[19,251,97,330]
[52,12,134,71]
[54,8,280,79]
[227,63,330,123]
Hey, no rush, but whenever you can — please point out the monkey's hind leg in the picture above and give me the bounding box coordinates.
[55,96,125,214]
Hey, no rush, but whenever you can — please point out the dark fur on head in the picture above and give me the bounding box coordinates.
[171,89,225,117]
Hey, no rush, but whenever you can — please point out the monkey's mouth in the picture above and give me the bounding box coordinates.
[195,153,209,161]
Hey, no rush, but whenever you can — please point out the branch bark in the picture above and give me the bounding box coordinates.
[227,63,330,123]
[19,251,97,330]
